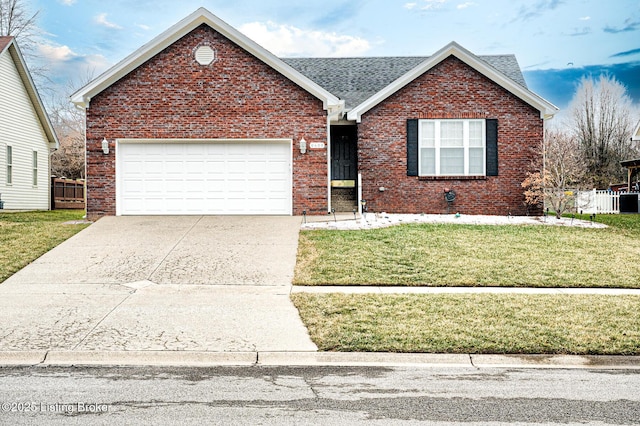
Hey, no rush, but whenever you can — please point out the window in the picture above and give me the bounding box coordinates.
[418,119,486,176]
[6,145,12,185]
[32,150,38,187]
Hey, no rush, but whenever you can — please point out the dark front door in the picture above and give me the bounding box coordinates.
[330,126,358,212]
[331,126,357,182]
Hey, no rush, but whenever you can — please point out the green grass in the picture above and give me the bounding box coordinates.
[294,215,640,287]
[292,293,640,355]
[0,210,89,283]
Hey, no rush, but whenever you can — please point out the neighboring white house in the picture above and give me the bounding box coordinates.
[0,36,58,211]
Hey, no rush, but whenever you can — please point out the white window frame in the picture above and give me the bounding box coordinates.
[32,150,38,187]
[418,119,486,177]
[6,145,12,185]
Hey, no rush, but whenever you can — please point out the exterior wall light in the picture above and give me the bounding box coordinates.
[101,138,110,155]
[299,138,307,154]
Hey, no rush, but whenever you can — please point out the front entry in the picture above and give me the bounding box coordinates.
[330,125,357,212]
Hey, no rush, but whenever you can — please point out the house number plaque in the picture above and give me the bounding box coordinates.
[309,142,326,149]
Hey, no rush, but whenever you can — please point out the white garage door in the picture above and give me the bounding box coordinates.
[116,140,292,215]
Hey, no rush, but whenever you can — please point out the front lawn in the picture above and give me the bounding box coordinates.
[294,214,640,287]
[0,210,89,283]
[292,293,640,355]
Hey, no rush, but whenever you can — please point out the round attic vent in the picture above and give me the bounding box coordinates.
[195,45,215,65]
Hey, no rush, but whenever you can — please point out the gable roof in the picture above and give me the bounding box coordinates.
[341,42,558,122]
[71,8,343,114]
[0,36,59,149]
[283,55,528,110]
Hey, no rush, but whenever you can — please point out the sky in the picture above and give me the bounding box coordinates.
[23,0,640,113]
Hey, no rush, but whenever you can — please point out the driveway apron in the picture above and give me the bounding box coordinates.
[0,216,317,353]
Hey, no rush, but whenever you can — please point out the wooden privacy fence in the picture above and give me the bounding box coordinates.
[51,177,85,210]
[575,189,620,214]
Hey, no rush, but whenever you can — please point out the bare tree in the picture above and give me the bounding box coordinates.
[49,100,85,179]
[0,0,40,54]
[48,75,94,180]
[568,74,638,188]
[522,128,586,218]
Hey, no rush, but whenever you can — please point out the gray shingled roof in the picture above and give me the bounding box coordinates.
[282,55,527,109]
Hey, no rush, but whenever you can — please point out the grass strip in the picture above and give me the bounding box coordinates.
[292,293,640,355]
[0,210,89,283]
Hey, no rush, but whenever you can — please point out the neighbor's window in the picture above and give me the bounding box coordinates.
[419,119,486,176]
[32,150,38,186]
[6,145,12,185]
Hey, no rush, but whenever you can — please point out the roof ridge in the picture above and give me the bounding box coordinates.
[282,54,515,60]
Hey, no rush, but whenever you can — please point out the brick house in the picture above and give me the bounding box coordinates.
[72,7,557,218]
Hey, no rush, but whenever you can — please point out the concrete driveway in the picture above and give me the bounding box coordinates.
[0,216,317,357]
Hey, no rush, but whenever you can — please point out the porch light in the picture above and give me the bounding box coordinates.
[101,138,110,155]
[299,138,307,154]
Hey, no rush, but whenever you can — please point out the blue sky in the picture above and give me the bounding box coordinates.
[27,0,640,111]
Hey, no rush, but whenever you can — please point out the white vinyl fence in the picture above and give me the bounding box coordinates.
[575,189,620,214]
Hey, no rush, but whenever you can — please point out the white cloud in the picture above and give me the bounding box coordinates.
[94,13,122,30]
[58,0,76,5]
[239,21,371,57]
[580,16,591,21]
[37,42,110,85]
[405,0,449,11]
[38,44,77,62]
[457,2,475,9]
[420,0,447,10]
[136,23,151,31]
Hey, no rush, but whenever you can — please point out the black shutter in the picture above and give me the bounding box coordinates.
[407,119,418,176]
[486,119,498,176]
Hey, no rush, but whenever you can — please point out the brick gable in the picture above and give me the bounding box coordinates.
[85,24,329,217]
[357,56,543,215]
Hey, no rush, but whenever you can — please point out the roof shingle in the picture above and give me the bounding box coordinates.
[282,55,527,109]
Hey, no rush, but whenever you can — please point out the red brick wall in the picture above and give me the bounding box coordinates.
[358,56,543,216]
[85,24,328,218]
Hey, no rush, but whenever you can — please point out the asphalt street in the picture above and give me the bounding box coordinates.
[0,365,639,425]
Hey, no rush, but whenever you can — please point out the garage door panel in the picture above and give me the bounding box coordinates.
[122,179,144,193]
[144,160,164,176]
[186,161,206,173]
[118,141,292,215]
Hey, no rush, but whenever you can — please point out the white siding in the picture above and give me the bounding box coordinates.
[0,50,51,210]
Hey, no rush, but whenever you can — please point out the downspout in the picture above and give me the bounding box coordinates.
[326,113,332,213]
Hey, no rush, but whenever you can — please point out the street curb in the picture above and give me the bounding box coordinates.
[0,351,47,365]
[258,352,473,367]
[0,351,256,367]
[0,351,639,369]
[470,354,640,369]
